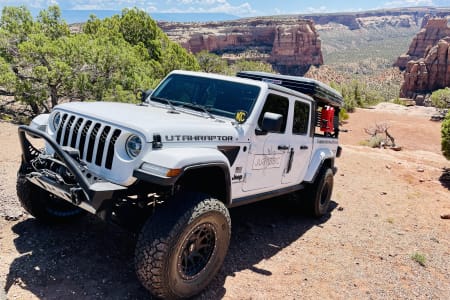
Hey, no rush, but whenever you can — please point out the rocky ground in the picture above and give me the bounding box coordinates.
[0,103,449,299]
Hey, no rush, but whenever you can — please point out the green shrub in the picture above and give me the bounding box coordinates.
[339,108,349,121]
[431,88,450,109]
[0,5,199,114]
[392,97,406,106]
[411,252,426,267]
[442,111,450,160]
[367,135,384,148]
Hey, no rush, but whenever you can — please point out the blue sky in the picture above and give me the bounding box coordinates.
[0,0,449,17]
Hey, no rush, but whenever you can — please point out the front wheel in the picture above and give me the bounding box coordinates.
[16,166,84,223]
[134,192,231,299]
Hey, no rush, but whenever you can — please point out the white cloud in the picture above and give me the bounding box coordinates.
[164,0,255,16]
[383,0,434,8]
[0,0,253,16]
[69,0,156,10]
[305,6,328,13]
[1,0,59,9]
[177,0,227,4]
[144,5,157,12]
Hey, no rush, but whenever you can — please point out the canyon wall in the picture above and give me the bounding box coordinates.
[395,18,450,70]
[160,18,323,76]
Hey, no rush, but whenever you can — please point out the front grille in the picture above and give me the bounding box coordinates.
[55,113,122,170]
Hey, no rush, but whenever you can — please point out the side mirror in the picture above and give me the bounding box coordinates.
[257,112,283,135]
[141,89,153,102]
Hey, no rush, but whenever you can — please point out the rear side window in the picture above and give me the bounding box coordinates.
[258,94,289,133]
[293,101,310,135]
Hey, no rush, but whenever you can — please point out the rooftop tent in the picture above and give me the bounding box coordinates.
[236,71,343,108]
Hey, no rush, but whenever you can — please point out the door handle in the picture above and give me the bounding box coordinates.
[300,145,309,150]
[278,145,289,150]
[286,148,294,173]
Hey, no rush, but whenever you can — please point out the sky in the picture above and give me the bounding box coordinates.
[0,0,449,17]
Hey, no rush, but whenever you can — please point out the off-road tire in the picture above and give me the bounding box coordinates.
[306,168,334,218]
[134,192,231,299]
[16,166,84,223]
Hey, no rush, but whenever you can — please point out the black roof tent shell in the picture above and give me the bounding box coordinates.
[236,71,343,108]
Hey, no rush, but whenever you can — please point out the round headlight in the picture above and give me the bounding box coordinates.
[126,135,143,158]
[52,112,61,130]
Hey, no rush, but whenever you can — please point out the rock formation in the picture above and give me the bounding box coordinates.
[398,18,450,101]
[159,8,450,76]
[400,36,450,101]
[395,18,450,70]
[159,18,323,76]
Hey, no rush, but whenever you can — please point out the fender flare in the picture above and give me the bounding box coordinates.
[134,147,232,202]
[304,148,335,183]
[140,147,230,170]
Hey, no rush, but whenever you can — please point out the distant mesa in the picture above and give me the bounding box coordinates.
[160,18,323,76]
[160,7,450,76]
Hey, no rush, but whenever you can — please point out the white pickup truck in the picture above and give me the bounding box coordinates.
[17,70,343,299]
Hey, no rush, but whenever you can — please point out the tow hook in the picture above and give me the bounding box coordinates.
[70,187,84,205]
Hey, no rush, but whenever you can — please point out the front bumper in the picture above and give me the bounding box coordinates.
[18,125,126,214]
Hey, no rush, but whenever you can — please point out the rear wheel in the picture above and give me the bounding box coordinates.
[305,168,334,217]
[134,192,231,299]
[16,165,84,223]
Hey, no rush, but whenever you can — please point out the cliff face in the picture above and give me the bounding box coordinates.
[270,23,323,75]
[395,18,450,70]
[398,18,450,101]
[159,8,450,77]
[400,35,450,100]
[160,18,322,76]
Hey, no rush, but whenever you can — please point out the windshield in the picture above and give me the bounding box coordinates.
[151,73,260,120]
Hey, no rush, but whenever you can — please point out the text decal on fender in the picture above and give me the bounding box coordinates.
[252,154,283,170]
[165,135,233,142]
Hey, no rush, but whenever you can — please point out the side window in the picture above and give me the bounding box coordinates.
[258,94,289,133]
[293,100,310,135]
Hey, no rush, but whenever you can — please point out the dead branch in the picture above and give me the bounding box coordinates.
[364,122,396,148]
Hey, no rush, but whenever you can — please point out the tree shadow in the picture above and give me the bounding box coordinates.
[4,196,337,299]
[4,215,149,299]
[439,167,450,190]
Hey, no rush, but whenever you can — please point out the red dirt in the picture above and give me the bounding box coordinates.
[1,104,449,299]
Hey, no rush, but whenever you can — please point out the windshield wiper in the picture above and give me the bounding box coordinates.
[181,103,215,119]
[150,96,177,111]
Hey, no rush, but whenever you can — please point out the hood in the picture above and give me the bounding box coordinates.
[55,102,239,143]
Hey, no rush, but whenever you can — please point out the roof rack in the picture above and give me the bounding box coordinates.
[236,71,343,108]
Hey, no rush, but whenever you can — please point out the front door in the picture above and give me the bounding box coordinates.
[243,93,290,192]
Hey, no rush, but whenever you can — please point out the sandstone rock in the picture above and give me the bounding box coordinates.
[400,37,450,99]
[395,18,450,70]
[399,18,450,100]
[440,214,450,219]
[159,18,323,76]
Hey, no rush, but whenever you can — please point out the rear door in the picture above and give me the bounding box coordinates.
[281,98,313,184]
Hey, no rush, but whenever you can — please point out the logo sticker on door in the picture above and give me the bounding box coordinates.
[252,154,283,170]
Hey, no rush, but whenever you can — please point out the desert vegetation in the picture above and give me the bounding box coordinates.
[431,87,450,109]
[0,5,199,115]
[195,50,275,76]
[1,5,449,159]
[442,111,450,160]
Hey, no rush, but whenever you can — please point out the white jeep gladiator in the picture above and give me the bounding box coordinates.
[17,70,343,299]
